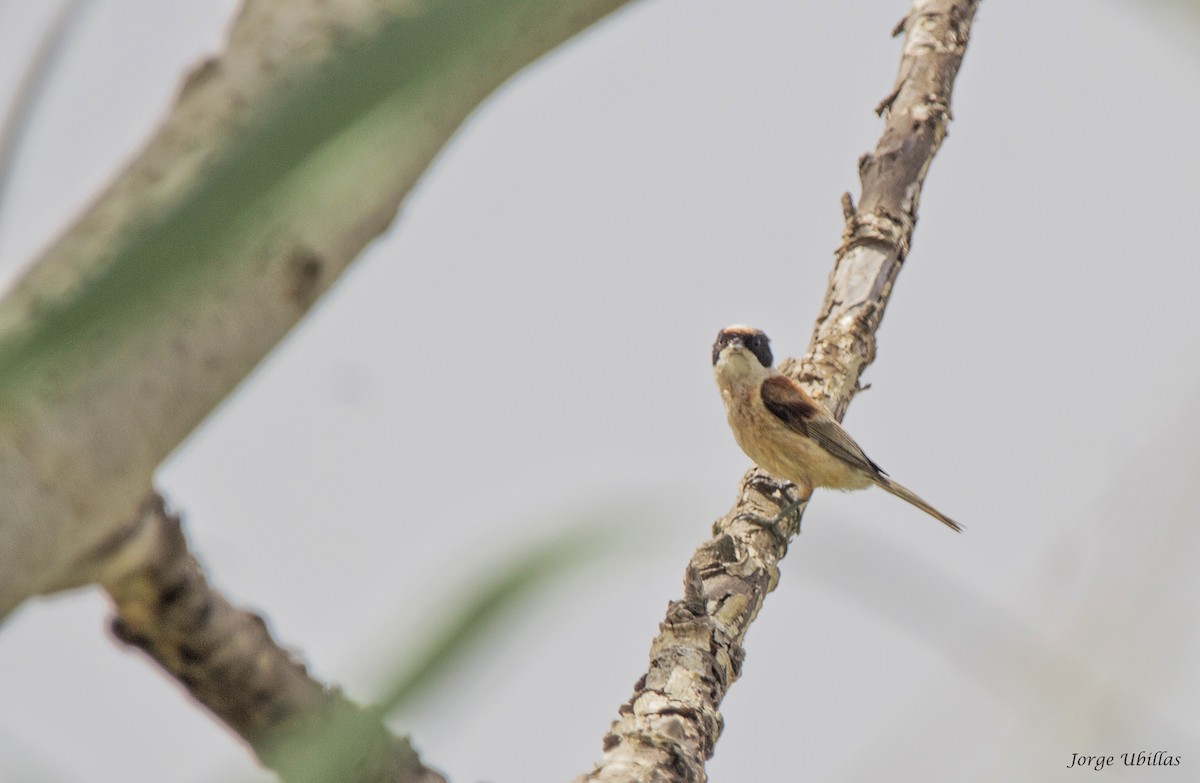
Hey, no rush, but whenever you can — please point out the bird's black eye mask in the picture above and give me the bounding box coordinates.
[742,333,773,368]
[712,329,774,368]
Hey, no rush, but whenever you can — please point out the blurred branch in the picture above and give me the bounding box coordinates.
[0,0,89,226]
[105,493,446,783]
[105,497,621,782]
[0,0,635,618]
[577,1,979,780]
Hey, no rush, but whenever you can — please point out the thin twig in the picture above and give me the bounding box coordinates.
[104,493,446,783]
[0,0,90,228]
[577,2,979,780]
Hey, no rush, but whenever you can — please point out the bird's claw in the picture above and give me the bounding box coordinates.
[745,473,803,506]
[734,474,808,542]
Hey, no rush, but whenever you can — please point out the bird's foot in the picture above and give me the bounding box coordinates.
[744,473,802,504]
[733,475,808,542]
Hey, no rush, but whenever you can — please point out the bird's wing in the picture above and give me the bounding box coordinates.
[759,375,885,477]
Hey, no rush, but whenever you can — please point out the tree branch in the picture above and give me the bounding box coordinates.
[576,2,979,780]
[0,0,635,620]
[104,493,446,783]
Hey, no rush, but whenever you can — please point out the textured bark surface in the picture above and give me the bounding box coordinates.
[786,0,978,418]
[577,2,978,780]
[106,495,446,783]
[0,0,634,619]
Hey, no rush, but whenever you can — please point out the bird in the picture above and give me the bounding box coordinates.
[712,325,961,532]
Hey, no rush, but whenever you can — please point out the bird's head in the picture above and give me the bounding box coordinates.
[712,325,774,380]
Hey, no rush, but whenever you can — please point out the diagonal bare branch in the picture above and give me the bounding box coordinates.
[577,2,980,780]
[104,493,447,783]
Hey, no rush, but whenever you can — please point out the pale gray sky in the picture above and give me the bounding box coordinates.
[0,2,1197,782]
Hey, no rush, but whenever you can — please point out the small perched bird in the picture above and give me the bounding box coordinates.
[712,325,961,532]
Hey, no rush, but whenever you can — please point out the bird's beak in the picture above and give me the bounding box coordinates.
[727,337,744,350]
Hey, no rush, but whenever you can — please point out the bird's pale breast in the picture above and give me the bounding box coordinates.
[723,383,871,491]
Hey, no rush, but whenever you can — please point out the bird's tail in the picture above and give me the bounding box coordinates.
[872,475,962,532]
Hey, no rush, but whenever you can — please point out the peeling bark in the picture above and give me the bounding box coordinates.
[105,494,446,783]
[577,2,979,780]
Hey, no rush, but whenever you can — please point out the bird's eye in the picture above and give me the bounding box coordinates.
[746,335,773,368]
